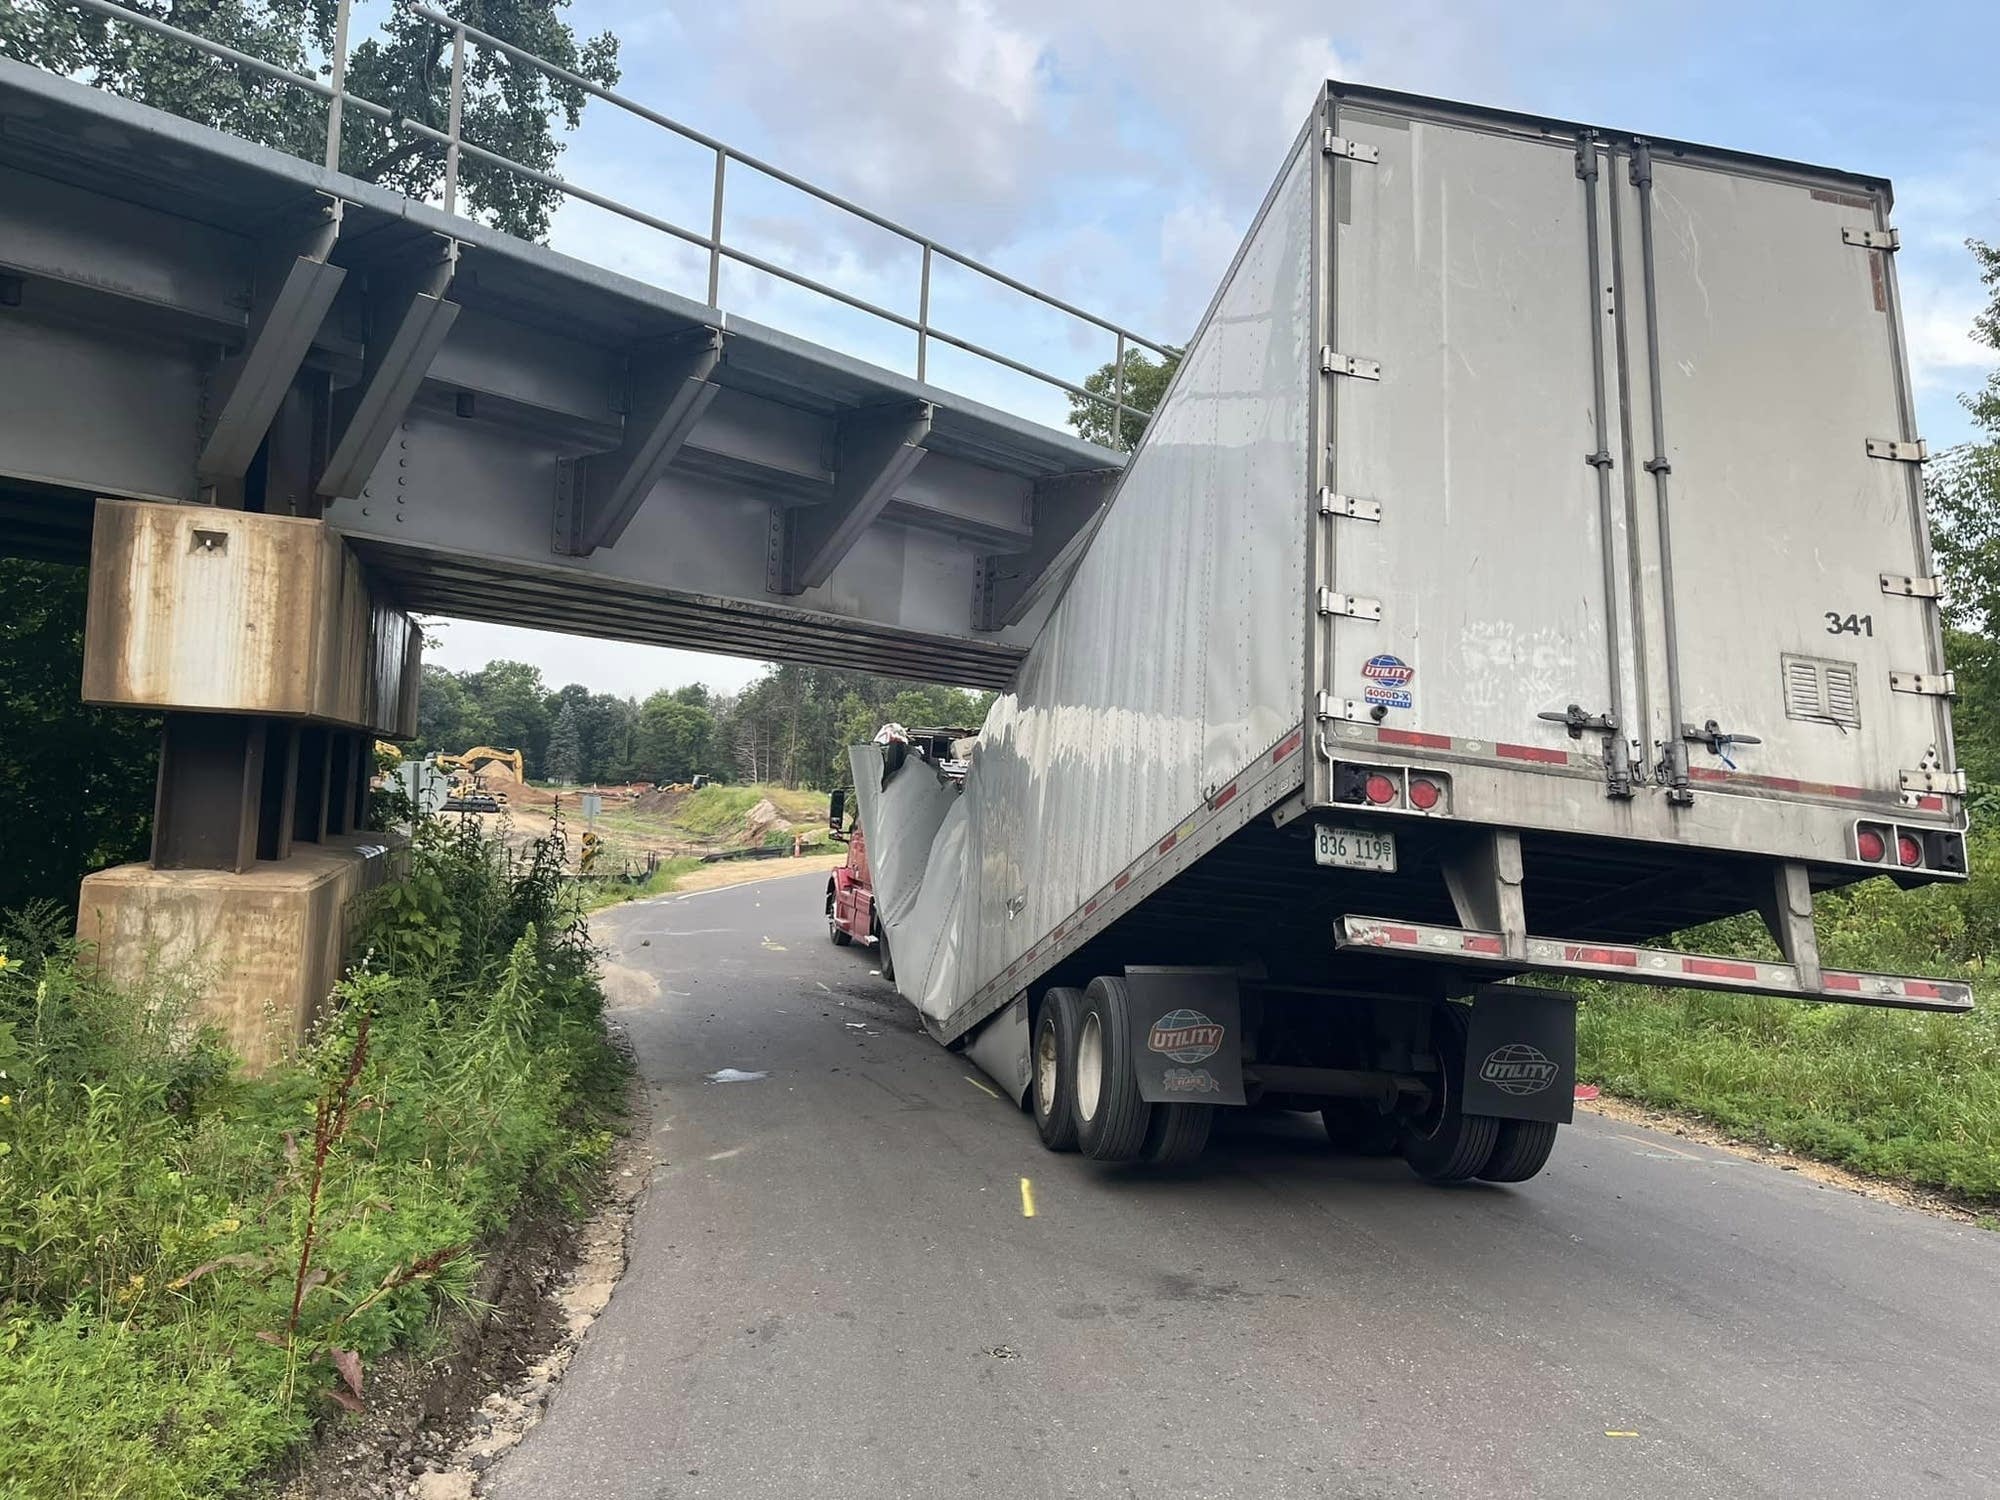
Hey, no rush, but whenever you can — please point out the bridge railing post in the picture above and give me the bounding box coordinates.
[707,148,726,308]
[1113,333,1127,450]
[323,0,350,172]
[442,23,466,215]
[917,243,932,383]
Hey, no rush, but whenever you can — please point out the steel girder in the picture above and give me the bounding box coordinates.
[0,59,1126,687]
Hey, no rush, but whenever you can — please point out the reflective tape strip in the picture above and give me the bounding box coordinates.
[1339,723,1594,772]
[1335,915,1971,1012]
[1379,728,1452,750]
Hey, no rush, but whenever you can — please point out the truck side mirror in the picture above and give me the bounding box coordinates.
[828,788,846,829]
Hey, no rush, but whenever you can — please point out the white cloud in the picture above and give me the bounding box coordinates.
[1901,270,1990,393]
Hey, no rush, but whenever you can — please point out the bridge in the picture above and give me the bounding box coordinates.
[0,1,1171,1063]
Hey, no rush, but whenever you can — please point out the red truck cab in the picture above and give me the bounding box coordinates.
[826,788,891,979]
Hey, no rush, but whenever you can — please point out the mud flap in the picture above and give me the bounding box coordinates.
[1461,984,1576,1123]
[1122,967,1246,1106]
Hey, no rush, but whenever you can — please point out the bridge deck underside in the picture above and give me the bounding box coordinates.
[0,61,1126,688]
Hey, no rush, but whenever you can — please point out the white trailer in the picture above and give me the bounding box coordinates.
[840,82,1970,1184]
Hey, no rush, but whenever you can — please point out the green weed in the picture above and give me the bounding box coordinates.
[1578,824,2000,1201]
[0,817,626,1499]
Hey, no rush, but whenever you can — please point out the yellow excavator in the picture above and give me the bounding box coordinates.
[433,746,526,801]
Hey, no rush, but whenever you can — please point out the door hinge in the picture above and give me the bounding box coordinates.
[1865,437,1928,463]
[1321,348,1382,380]
[1900,767,1968,796]
[1842,225,1900,251]
[1322,131,1379,163]
[1317,588,1382,621]
[1889,670,1956,697]
[1880,572,1942,599]
[1317,488,1382,521]
[1317,691,1379,723]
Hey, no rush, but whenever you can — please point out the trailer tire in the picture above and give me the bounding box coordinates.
[1074,976,1154,1162]
[827,882,851,946]
[1142,1103,1213,1165]
[1032,988,1085,1152]
[1400,1002,1501,1183]
[1477,1119,1559,1183]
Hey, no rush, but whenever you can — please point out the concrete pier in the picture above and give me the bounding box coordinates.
[76,500,418,1069]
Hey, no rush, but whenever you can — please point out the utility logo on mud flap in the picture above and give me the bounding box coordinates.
[1479,1043,1559,1096]
[1162,1066,1223,1095]
[1361,654,1414,710]
[1147,1009,1225,1064]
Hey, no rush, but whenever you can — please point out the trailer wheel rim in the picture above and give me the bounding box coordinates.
[1034,1017,1060,1119]
[1075,1012,1104,1124]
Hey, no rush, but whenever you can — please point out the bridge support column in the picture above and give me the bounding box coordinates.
[74,500,420,1070]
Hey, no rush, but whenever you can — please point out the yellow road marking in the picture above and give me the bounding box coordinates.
[1605,1431,1640,1438]
[964,1074,1001,1100]
[1019,1177,1037,1218]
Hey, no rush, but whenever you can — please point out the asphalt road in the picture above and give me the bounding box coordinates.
[489,872,2000,1500]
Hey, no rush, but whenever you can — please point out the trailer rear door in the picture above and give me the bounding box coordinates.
[1320,92,1954,809]
[1615,149,1953,802]
[1322,103,1629,780]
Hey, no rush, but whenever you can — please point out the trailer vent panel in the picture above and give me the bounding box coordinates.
[1782,654,1861,729]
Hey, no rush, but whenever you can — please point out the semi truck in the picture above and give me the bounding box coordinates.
[836,82,1972,1185]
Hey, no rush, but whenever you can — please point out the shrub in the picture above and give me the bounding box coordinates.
[0,818,624,1499]
[1577,824,2000,1199]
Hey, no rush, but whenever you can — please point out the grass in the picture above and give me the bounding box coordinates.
[584,782,831,855]
[0,818,626,1499]
[1576,824,2000,1201]
[669,783,820,838]
[576,857,703,912]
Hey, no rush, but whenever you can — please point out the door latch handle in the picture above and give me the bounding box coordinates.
[1537,704,1619,739]
[1683,720,1763,755]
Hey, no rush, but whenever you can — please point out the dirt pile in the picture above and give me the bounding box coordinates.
[475,761,554,809]
[741,797,791,845]
[631,786,690,817]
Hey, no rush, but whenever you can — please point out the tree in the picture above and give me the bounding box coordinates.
[546,701,583,785]
[1067,346,1182,452]
[0,561,159,912]
[1925,239,2000,787]
[413,662,494,755]
[635,691,715,785]
[467,659,549,775]
[0,0,619,241]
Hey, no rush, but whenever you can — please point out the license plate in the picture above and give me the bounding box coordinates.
[1314,825,1397,872]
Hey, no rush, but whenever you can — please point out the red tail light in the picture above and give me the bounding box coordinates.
[1897,834,1923,868]
[1408,777,1442,812]
[1363,773,1398,806]
[1855,828,1886,863]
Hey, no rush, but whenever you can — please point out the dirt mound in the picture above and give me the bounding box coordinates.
[741,797,791,845]
[631,786,690,817]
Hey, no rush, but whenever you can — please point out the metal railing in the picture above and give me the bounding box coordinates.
[49,0,1174,443]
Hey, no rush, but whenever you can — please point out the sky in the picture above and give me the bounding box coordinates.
[426,0,2000,700]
